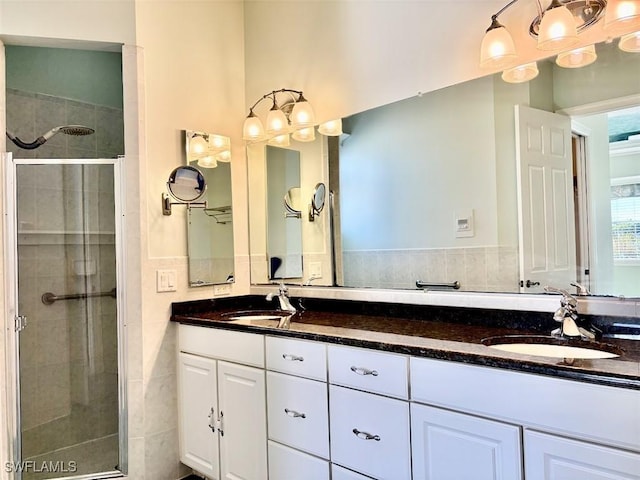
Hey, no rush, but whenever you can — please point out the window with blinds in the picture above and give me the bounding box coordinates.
[611,182,640,262]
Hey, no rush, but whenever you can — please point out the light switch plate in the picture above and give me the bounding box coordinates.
[455,209,475,238]
[213,284,232,296]
[157,269,177,292]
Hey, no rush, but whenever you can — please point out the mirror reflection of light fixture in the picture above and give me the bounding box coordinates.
[162,165,207,216]
[619,30,640,51]
[556,44,597,67]
[501,62,540,83]
[318,119,343,136]
[292,127,316,142]
[185,130,231,168]
[479,0,640,82]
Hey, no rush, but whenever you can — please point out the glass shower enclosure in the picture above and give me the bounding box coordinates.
[6,158,126,480]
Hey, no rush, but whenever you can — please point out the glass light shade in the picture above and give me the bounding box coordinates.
[318,119,343,136]
[189,134,209,155]
[197,155,217,168]
[266,108,289,135]
[537,5,579,51]
[292,127,316,142]
[501,62,539,83]
[243,115,266,141]
[604,0,640,35]
[291,100,315,129]
[267,134,290,147]
[619,30,640,51]
[479,25,517,69]
[214,149,231,162]
[556,45,597,68]
[210,134,230,153]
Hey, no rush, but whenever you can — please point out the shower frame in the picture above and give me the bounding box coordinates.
[3,155,128,480]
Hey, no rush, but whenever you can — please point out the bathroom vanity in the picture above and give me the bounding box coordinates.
[172,297,640,480]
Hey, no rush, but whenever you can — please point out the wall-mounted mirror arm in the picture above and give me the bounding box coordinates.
[161,192,207,216]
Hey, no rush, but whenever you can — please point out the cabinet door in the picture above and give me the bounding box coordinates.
[268,441,329,480]
[411,403,522,480]
[178,352,219,480]
[525,430,640,480]
[330,385,411,480]
[218,361,268,480]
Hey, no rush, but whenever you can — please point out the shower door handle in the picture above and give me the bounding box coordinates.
[14,315,27,332]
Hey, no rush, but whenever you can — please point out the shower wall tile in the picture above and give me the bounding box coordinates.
[343,246,520,293]
[6,89,36,140]
[144,373,178,438]
[145,429,178,480]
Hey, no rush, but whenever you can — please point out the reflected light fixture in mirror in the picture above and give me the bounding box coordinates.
[479,0,639,81]
[555,44,597,68]
[318,119,343,136]
[185,130,231,169]
[619,30,640,51]
[501,62,540,83]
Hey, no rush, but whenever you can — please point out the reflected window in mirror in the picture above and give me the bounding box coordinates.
[184,130,235,286]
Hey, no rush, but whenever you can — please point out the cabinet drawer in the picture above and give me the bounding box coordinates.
[331,464,374,480]
[179,324,264,367]
[329,385,411,480]
[328,345,408,399]
[268,441,329,480]
[266,336,326,380]
[267,372,329,459]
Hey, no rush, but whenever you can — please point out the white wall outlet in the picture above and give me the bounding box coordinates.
[455,209,475,238]
[156,269,177,292]
[213,284,232,296]
[309,262,322,278]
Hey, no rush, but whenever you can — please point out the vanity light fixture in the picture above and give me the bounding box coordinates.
[480,0,640,82]
[243,88,315,143]
[317,119,343,136]
[619,30,640,50]
[501,62,540,83]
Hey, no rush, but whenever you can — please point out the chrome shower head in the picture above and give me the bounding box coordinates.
[7,124,95,150]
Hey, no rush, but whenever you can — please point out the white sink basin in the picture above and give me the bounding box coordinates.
[482,335,622,360]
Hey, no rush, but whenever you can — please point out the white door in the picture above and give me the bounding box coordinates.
[411,403,523,480]
[525,430,640,479]
[515,105,577,292]
[178,352,219,479]
[218,361,268,480]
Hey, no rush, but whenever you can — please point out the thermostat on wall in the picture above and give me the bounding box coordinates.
[455,209,474,238]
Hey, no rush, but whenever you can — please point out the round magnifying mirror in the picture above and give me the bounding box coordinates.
[167,165,207,202]
[312,183,326,212]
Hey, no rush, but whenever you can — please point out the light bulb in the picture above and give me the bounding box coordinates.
[267,134,290,147]
[243,113,265,141]
[266,108,289,135]
[214,149,232,162]
[537,3,579,51]
[479,21,517,69]
[318,119,343,136]
[604,0,640,35]
[292,127,316,142]
[501,62,539,83]
[291,94,315,129]
[190,135,209,155]
[197,156,217,168]
[619,30,640,51]
[556,45,597,68]
[210,134,230,152]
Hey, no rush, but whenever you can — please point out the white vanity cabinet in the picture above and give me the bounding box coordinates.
[265,336,330,480]
[328,345,411,480]
[524,430,640,480]
[411,403,522,480]
[178,325,268,480]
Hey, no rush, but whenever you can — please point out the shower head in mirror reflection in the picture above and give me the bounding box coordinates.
[6,125,94,150]
[242,87,343,145]
[185,130,231,168]
[480,0,640,83]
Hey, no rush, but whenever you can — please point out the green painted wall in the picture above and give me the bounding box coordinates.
[5,45,122,109]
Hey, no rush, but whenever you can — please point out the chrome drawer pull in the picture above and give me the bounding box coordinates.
[350,366,379,376]
[353,428,380,441]
[207,407,215,433]
[284,408,306,419]
[282,353,304,362]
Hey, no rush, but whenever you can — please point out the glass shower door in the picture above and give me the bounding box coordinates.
[13,160,123,480]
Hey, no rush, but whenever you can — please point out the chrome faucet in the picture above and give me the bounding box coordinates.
[544,286,600,340]
[266,283,297,315]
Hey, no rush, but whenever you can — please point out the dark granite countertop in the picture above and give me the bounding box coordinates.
[171,296,640,390]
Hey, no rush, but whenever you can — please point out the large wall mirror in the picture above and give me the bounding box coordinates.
[247,40,640,298]
[185,130,235,286]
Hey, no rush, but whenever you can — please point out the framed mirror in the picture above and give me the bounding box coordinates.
[184,130,235,286]
[247,39,640,298]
